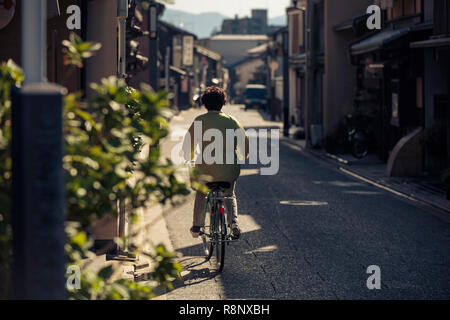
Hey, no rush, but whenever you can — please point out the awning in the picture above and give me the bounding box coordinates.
[159,20,197,39]
[334,18,354,32]
[289,53,306,66]
[334,13,370,32]
[350,27,411,56]
[195,45,222,61]
[170,66,187,76]
[247,43,269,56]
[410,37,450,48]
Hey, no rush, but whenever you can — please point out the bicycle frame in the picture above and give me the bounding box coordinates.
[202,189,227,239]
[200,187,239,272]
[202,189,237,242]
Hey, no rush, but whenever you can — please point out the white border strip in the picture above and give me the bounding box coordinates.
[339,167,418,202]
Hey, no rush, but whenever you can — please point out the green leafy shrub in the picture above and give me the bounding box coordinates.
[0,59,24,299]
[61,34,189,299]
[62,33,102,68]
[64,77,189,226]
[0,33,190,299]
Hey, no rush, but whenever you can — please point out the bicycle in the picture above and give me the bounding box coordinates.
[199,181,239,272]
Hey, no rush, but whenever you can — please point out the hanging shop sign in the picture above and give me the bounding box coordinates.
[182,35,194,67]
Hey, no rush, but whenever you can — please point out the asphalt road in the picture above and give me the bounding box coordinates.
[157,104,450,300]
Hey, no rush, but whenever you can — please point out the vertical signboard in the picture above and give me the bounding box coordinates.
[182,35,194,67]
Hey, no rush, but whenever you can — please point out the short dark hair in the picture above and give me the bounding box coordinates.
[201,86,227,111]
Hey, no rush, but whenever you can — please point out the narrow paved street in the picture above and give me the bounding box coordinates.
[157,104,450,300]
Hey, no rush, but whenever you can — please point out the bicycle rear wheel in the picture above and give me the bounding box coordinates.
[211,208,225,272]
[202,202,214,261]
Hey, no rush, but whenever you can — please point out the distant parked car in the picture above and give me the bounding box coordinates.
[244,84,268,110]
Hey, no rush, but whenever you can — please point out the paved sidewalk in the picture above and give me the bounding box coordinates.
[84,202,173,283]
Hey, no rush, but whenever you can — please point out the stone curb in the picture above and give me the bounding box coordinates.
[283,136,450,214]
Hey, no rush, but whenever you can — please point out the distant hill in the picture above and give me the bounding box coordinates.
[161,9,230,39]
[269,15,287,26]
[162,9,287,39]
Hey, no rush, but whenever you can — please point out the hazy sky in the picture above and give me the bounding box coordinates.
[165,0,292,18]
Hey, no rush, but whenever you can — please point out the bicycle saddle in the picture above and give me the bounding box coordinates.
[206,181,231,190]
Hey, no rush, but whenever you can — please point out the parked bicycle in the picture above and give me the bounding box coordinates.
[345,114,371,159]
[199,181,239,272]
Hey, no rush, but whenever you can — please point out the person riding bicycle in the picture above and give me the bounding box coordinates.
[183,86,249,240]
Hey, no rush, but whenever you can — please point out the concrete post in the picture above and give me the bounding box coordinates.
[12,83,67,299]
[11,0,67,299]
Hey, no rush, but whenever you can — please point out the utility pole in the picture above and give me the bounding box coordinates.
[282,28,290,137]
[117,0,128,77]
[116,0,127,257]
[110,0,137,261]
[12,0,66,299]
[304,0,315,148]
[165,46,170,92]
[149,1,159,91]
